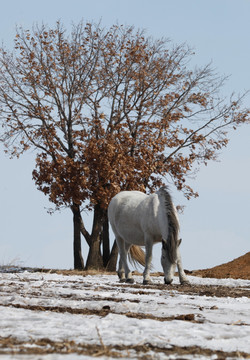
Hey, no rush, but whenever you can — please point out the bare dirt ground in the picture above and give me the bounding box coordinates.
[1,336,248,360]
[192,252,250,280]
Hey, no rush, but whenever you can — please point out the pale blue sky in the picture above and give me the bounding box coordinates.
[0,0,249,270]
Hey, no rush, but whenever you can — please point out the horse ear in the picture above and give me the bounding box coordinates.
[178,238,182,246]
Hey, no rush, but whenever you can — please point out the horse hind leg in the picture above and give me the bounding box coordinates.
[116,236,134,284]
[116,236,126,282]
[124,242,134,283]
[117,256,126,282]
[143,236,153,285]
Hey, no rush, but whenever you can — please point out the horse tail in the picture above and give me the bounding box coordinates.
[128,245,146,268]
[158,186,179,264]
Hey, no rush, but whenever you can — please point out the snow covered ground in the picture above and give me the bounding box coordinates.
[0,269,249,359]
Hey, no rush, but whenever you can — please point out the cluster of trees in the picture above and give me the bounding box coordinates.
[0,21,249,270]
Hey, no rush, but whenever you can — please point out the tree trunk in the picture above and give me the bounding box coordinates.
[72,203,84,270]
[85,205,104,270]
[102,211,110,268]
[106,240,118,272]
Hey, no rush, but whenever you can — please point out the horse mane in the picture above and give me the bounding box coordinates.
[158,186,179,264]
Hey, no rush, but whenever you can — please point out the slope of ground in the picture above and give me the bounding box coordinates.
[193,252,250,280]
[1,252,249,280]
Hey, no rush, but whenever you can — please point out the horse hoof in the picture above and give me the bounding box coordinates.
[119,279,126,283]
[181,280,190,286]
[164,278,173,285]
[126,278,134,284]
[143,280,152,285]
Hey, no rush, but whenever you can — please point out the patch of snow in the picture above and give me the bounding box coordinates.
[0,271,249,359]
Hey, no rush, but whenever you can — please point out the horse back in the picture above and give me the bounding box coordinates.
[108,191,162,245]
[108,191,147,226]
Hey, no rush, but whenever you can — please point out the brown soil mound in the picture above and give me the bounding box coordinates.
[193,252,250,280]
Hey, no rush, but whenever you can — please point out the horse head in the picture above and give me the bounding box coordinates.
[161,238,182,284]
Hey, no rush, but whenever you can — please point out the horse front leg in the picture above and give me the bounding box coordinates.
[143,237,153,285]
[176,246,189,285]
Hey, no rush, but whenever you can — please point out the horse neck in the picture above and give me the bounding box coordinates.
[157,191,179,238]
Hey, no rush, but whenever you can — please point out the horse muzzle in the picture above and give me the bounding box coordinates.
[164,277,173,285]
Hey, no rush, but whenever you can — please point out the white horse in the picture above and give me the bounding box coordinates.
[108,186,189,285]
